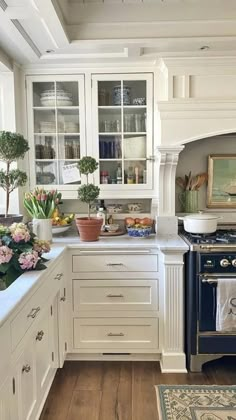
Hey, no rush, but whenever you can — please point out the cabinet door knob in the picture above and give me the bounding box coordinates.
[27,306,40,319]
[36,330,44,341]
[107,294,124,298]
[60,296,66,302]
[107,332,124,337]
[54,273,63,280]
[22,364,31,373]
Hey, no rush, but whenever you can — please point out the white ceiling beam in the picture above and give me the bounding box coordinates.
[0,7,41,62]
[32,0,69,48]
[5,6,34,19]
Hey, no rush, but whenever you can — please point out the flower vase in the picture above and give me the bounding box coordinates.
[32,218,52,242]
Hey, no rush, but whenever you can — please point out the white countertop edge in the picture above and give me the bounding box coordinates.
[0,235,188,327]
[0,246,66,328]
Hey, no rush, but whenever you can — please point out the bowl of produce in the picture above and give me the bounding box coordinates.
[127,225,152,238]
[51,210,74,234]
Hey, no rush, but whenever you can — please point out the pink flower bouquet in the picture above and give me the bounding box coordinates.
[0,223,50,289]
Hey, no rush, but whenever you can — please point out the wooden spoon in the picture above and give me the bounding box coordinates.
[176,177,186,190]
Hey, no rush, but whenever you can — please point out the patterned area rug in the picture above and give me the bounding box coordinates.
[155,385,236,420]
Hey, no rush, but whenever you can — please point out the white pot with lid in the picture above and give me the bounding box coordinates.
[178,212,222,234]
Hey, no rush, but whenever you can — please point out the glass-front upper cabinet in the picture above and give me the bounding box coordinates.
[92,73,153,191]
[26,75,86,197]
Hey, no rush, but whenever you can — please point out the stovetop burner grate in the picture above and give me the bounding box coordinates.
[181,229,236,245]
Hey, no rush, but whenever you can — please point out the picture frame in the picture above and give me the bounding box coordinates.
[207,154,236,208]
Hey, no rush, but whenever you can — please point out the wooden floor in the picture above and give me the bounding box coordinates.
[40,357,236,420]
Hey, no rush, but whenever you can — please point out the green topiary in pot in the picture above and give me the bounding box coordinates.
[0,131,29,224]
[76,156,102,241]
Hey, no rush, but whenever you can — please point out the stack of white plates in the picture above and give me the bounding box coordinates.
[40,89,73,107]
[39,121,56,133]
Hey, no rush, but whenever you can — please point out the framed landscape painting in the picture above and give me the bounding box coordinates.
[207,155,236,208]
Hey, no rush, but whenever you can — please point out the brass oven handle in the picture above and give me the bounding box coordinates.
[107,332,124,337]
[107,294,124,298]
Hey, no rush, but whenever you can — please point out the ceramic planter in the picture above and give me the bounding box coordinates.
[76,217,103,241]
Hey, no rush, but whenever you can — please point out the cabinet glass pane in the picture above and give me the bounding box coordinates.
[36,162,57,185]
[99,161,122,185]
[33,82,55,107]
[98,81,121,106]
[35,135,56,160]
[55,81,79,106]
[124,160,147,184]
[34,109,56,134]
[57,109,80,133]
[99,135,122,159]
[124,135,146,159]
[58,135,80,160]
[123,108,146,133]
[123,80,146,106]
[59,161,81,185]
[98,108,121,133]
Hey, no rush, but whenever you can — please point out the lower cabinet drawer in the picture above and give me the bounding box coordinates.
[72,254,158,272]
[73,318,158,350]
[73,279,158,311]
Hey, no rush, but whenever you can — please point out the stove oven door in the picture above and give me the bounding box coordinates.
[198,275,236,354]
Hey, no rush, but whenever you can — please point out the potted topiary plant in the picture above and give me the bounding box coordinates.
[0,131,29,225]
[76,156,102,241]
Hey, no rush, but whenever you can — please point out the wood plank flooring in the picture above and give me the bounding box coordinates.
[40,357,236,420]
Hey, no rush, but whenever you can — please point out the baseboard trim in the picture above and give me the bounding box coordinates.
[66,353,161,362]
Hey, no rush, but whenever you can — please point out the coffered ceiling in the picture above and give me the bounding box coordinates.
[0,0,236,66]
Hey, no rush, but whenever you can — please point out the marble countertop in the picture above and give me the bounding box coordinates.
[0,233,188,327]
[53,232,189,251]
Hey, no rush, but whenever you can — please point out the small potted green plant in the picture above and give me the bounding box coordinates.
[76,156,101,241]
[0,131,29,225]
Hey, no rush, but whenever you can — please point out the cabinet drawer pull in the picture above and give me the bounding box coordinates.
[22,364,31,373]
[107,294,124,298]
[107,332,124,337]
[60,287,66,302]
[106,263,124,266]
[36,330,44,341]
[27,306,40,319]
[54,273,63,280]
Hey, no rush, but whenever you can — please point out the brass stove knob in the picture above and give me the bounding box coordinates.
[220,258,231,268]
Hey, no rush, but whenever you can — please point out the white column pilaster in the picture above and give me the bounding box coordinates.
[159,249,187,372]
[155,145,184,234]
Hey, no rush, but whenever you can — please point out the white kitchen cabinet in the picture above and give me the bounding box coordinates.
[91,73,154,194]
[11,340,36,420]
[35,303,55,398]
[70,249,159,355]
[0,379,11,420]
[26,75,86,198]
[26,73,154,198]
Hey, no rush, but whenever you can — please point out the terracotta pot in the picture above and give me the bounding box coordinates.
[76,217,103,242]
[0,214,23,226]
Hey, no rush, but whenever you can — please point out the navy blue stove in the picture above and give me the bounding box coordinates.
[180,229,236,372]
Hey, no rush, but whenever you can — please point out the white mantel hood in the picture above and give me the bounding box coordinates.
[155,57,236,231]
